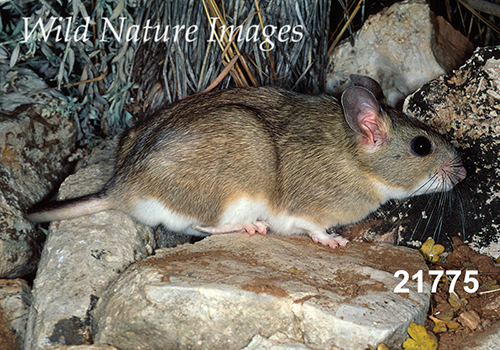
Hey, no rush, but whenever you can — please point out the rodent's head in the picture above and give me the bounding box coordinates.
[341,75,466,202]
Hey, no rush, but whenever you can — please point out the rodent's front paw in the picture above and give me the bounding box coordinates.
[310,231,348,249]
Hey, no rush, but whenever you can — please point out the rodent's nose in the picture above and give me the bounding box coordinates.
[440,159,466,186]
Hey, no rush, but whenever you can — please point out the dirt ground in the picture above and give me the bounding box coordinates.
[423,237,500,349]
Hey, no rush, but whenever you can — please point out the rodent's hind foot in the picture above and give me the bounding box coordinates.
[193,221,269,236]
[309,231,348,249]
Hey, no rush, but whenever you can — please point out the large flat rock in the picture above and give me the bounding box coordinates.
[93,234,430,350]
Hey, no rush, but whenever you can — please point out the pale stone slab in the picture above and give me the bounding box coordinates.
[93,234,430,350]
[326,1,471,106]
[24,143,155,350]
[45,346,119,350]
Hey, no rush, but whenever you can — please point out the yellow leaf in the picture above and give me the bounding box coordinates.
[430,315,461,333]
[438,309,455,321]
[403,322,438,350]
[448,292,467,311]
[446,320,461,329]
[419,238,445,262]
[432,319,448,333]
[288,267,301,275]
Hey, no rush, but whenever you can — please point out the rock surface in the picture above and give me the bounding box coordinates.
[93,234,430,350]
[0,64,77,278]
[44,346,119,350]
[242,334,315,350]
[24,141,156,350]
[0,278,32,349]
[462,322,500,350]
[326,0,472,106]
[402,46,500,256]
[0,305,16,350]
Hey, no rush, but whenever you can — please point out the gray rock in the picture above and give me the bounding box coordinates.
[44,346,119,350]
[402,46,500,255]
[24,141,156,350]
[0,278,32,349]
[93,234,430,350]
[0,305,17,350]
[326,0,472,106]
[243,334,316,350]
[463,322,500,350]
[0,64,77,278]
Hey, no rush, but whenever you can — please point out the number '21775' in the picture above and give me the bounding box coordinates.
[394,270,479,294]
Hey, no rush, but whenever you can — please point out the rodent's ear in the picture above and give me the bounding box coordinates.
[350,74,385,100]
[341,86,388,150]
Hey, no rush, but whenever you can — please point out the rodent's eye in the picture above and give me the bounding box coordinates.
[410,136,433,157]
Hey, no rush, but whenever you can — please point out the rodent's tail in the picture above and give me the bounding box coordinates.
[27,193,112,223]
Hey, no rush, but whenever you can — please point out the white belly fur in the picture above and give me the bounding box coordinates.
[132,198,201,235]
[132,197,325,237]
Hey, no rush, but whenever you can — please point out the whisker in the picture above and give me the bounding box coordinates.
[382,173,441,241]
[409,175,443,241]
[453,187,467,240]
[412,171,442,197]
[434,191,449,241]
[410,194,436,241]
[394,166,461,243]
[422,192,441,238]
[373,155,467,246]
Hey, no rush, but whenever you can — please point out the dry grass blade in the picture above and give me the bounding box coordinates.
[202,0,258,87]
[327,0,363,57]
[29,68,109,96]
[254,0,276,84]
[465,0,500,18]
[201,54,241,93]
[457,0,500,36]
